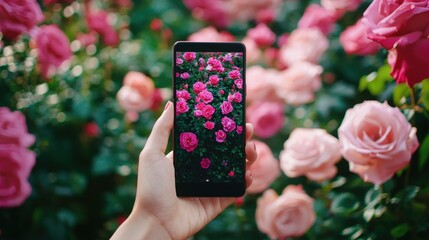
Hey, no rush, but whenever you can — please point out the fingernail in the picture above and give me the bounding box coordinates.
[164,101,171,110]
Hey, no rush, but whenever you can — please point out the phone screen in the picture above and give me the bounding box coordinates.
[173,42,246,196]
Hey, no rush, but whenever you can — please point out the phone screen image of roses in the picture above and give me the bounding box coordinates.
[174,51,245,183]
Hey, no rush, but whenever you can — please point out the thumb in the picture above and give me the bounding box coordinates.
[143,101,173,154]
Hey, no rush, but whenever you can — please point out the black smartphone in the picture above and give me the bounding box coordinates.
[173,41,246,197]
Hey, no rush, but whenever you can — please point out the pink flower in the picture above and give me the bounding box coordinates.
[117,72,155,113]
[188,27,235,42]
[209,75,219,85]
[183,52,196,62]
[76,32,97,47]
[256,186,315,239]
[215,130,227,143]
[181,72,190,79]
[219,89,225,95]
[227,0,281,23]
[200,158,211,169]
[228,70,241,79]
[220,101,233,115]
[0,144,36,207]
[339,19,380,56]
[247,141,280,194]
[228,170,235,177]
[279,128,342,182]
[206,57,224,72]
[176,100,189,115]
[246,66,282,103]
[221,116,236,133]
[232,92,242,103]
[198,90,214,104]
[204,121,215,130]
[0,108,35,147]
[247,23,276,47]
[0,0,44,40]
[279,28,328,66]
[193,81,206,93]
[84,122,100,137]
[195,102,205,110]
[247,102,285,138]
[321,0,362,13]
[242,37,262,64]
[234,79,243,89]
[176,58,184,65]
[277,62,322,105]
[236,126,243,134]
[176,90,191,101]
[183,0,230,27]
[202,105,215,119]
[338,101,419,185]
[179,132,198,152]
[86,10,119,46]
[194,109,203,117]
[362,0,429,86]
[298,4,337,35]
[35,25,72,79]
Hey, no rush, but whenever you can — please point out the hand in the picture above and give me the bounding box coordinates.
[111,101,257,240]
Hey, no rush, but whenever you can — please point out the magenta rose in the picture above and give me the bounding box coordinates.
[176,90,191,101]
[200,158,211,169]
[204,121,215,130]
[209,75,219,85]
[194,109,203,117]
[236,126,243,134]
[183,52,196,62]
[176,58,183,65]
[247,23,276,47]
[247,102,285,138]
[228,70,241,79]
[338,101,419,185]
[234,79,243,89]
[220,101,233,115]
[298,4,337,35]
[202,105,215,120]
[228,170,235,177]
[215,130,227,143]
[0,108,35,147]
[221,116,236,133]
[206,57,224,72]
[232,92,242,103]
[180,72,190,79]
[0,144,36,207]
[176,100,189,115]
[193,81,206,93]
[0,0,44,40]
[339,19,380,56]
[198,90,214,104]
[35,25,72,79]
[179,132,198,152]
[86,10,119,46]
[195,102,205,110]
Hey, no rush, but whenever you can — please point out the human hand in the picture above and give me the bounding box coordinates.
[111,101,257,240]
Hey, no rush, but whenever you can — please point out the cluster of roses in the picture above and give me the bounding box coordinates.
[0,0,123,79]
[176,52,244,173]
[0,108,36,208]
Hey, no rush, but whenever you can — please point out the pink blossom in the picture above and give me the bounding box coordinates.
[298,4,337,35]
[247,23,276,47]
[234,79,243,89]
[209,75,220,85]
[219,89,225,95]
[220,101,233,115]
[215,130,227,143]
[0,108,35,147]
[202,105,215,119]
[194,109,203,117]
[200,158,211,169]
[236,126,243,134]
[198,90,214,104]
[340,19,380,56]
[232,92,242,103]
[117,72,155,113]
[183,0,230,27]
[242,37,262,64]
[86,10,119,46]
[204,121,215,130]
[176,58,184,65]
[176,90,191,101]
[183,52,196,62]
[188,27,235,42]
[228,170,235,177]
[195,102,206,110]
[176,100,189,115]
[206,57,224,72]
[193,81,206,93]
[228,70,241,79]
[181,72,190,79]
[221,116,236,133]
[179,132,198,152]
[247,102,285,138]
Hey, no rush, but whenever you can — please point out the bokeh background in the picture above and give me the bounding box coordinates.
[1,0,429,239]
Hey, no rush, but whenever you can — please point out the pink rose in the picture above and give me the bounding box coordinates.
[220,101,233,115]
[227,0,281,23]
[76,32,97,47]
[247,102,285,138]
[200,157,211,169]
[247,23,276,47]
[246,66,282,103]
[228,170,235,177]
[183,0,230,27]
[279,28,329,66]
[242,37,262,64]
[176,90,191,101]
[198,90,214,104]
[35,25,72,79]
[362,0,429,86]
[194,109,203,117]
[321,0,362,13]
[0,145,36,207]
[219,89,225,95]
[0,108,35,147]
[117,72,155,114]
[236,126,243,134]
[234,79,243,89]
[221,116,236,133]
[202,105,215,120]
[298,4,337,35]
[86,10,119,46]
[183,52,196,62]
[232,92,242,103]
[193,81,206,93]
[188,27,235,42]
[195,102,205,110]
[181,72,190,79]
[209,75,219,85]
[277,62,322,105]
[215,130,227,143]
[0,0,44,40]
[179,132,198,152]
[338,101,419,185]
[176,100,189,115]
[204,121,215,130]
[339,19,380,56]
[247,141,280,194]
[256,186,316,239]
[206,57,224,72]
[228,70,241,79]
[279,128,342,182]
[176,58,183,65]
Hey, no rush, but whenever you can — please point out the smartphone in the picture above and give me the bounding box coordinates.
[173,41,246,197]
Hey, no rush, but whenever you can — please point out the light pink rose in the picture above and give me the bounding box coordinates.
[338,101,419,185]
[176,100,189,115]
[117,71,155,114]
[198,90,214,104]
[256,186,316,239]
[340,19,380,56]
[247,102,285,138]
[220,101,233,115]
[0,0,44,40]
[247,141,280,194]
[0,108,35,147]
[188,27,235,42]
[200,158,211,169]
[183,52,196,62]
[209,75,219,85]
[176,90,191,101]
[362,0,429,86]
[176,58,183,65]
[280,128,342,182]
[277,62,322,105]
[246,66,282,103]
[0,145,36,207]
[215,130,227,143]
[221,116,236,133]
[321,0,362,13]
[298,4,337,35]
[179,132,198,152]
[279,28,329,66]
[234,79,243,89]
[227,0,281,23]
[241,37,262,64]
[204,121,215,130]
[35,25,72,79]
[201,105,215,120]
[193,81,206,93]
[86,10,119,46]
[181,72,190,79]
[228,70,241,79]
[247,23,276,47]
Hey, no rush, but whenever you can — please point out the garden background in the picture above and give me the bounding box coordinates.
[1,0,429,239]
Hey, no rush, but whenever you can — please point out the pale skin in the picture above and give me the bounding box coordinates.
[111,101,258,240]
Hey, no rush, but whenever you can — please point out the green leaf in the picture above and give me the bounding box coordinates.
[419,134,429,170]
[359,64,392,96]
[390,224,409,239]
[393,84,410,106]
[395,186,420,203]
[330,193,360,215]
[421,79,429,110]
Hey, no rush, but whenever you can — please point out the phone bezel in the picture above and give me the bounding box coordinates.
[172,41,246,197]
